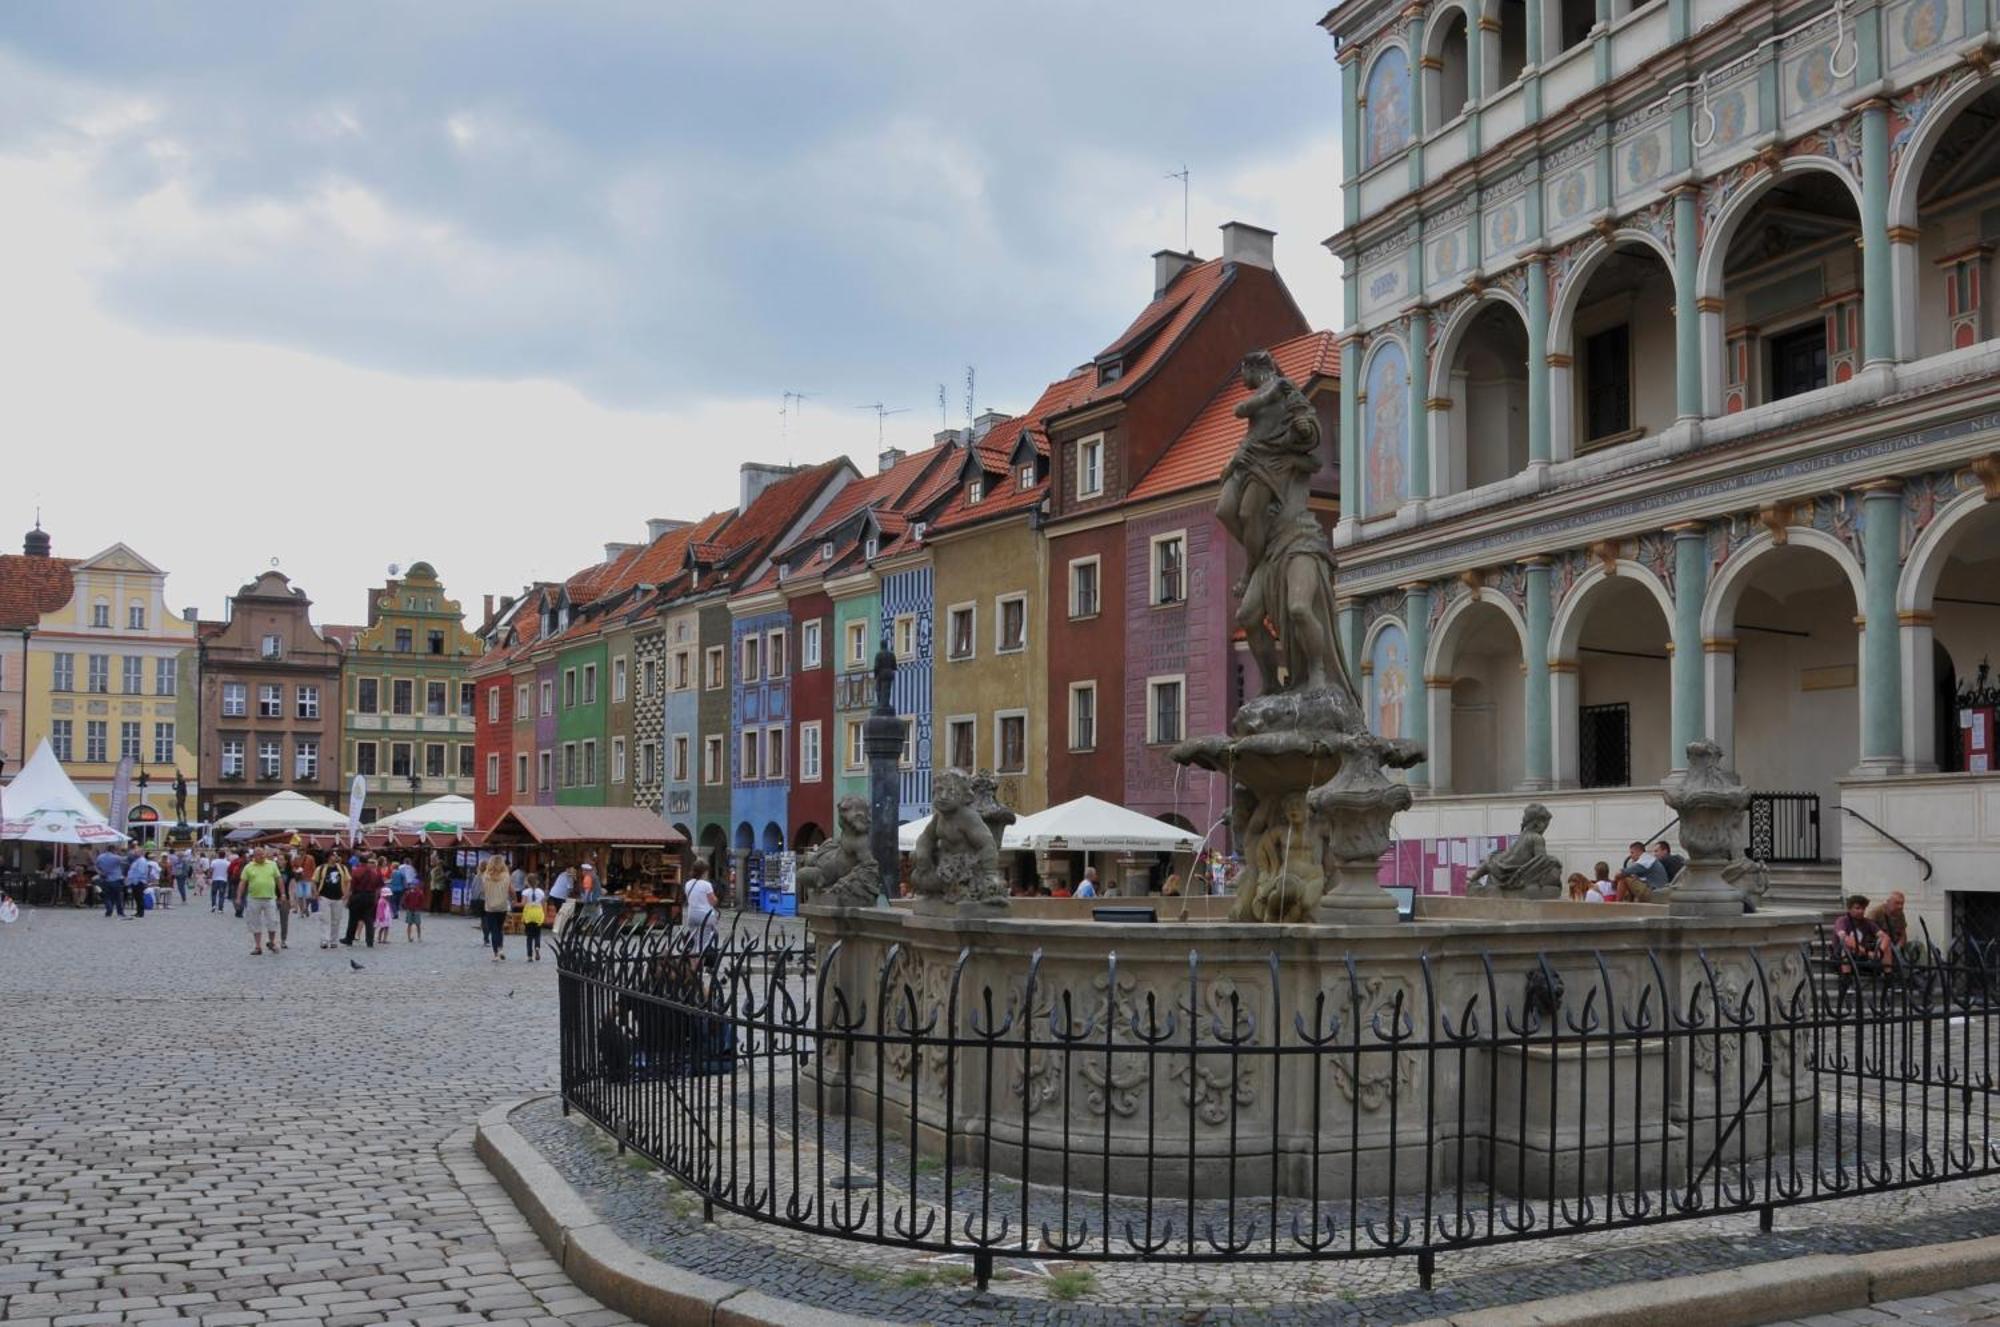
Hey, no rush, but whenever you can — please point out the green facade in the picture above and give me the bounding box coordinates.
[554,637,609,807]
[830,586,879,808]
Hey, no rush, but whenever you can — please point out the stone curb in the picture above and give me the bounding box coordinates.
[473,1096,897,1327]
[476,1095,2000,1327]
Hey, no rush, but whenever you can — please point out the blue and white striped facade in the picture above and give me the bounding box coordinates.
[879,563,934,819]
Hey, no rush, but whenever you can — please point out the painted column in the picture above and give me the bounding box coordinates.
[1339,333,1362,527]
[1860,100,1896,368]
[1522,557,1553,790]
[1901,610,1938,771]
[1340,50,1362,235]
[1406,6,1427,194]
[1673,187,1702,420]
[1550,661,1580,787]
[1889,227,1920,360]
[1406,306,1431,499]
[1527,253,1552,466]
[1668,522,1707,763]
[1523,0,1544,119]
[1859,480,1905,769]
[1704,639,1737,763]
[1403,582,1432,790]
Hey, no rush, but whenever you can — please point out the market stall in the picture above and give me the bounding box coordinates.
[213,791,351,835]
[481,805,686,927]
[0,739,127,905]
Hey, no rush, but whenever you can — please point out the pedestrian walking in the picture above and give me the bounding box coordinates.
[237,847,283,956]
[388,858,414,921]
[342,853,382,948]
[127,850,157,919]
[95,844,127,917]
[209,851,232,912]
[519,875,547,961]
[292,849,318,919]
[402,872,428,943]
[173,849,192,905]
[315,854,348,948]
[478,857,513,961]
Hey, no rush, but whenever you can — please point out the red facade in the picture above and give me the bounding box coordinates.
[786,587,835,844]
[473,672,514,830]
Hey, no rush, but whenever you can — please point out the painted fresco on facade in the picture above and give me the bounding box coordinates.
[1364,47,1412,169]
[1368,622,1411,741]
[1363,340,1410,518]
[1890,0,1952,66]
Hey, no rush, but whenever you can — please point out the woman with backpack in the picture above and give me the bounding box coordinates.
[315,856,349,949]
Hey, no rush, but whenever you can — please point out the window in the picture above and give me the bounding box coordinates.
[119,721,140,760]
[968,477,985,503]
[1147,677,1185,745]
[153,721,175,764]
[427,629,445,656]
[91,601,109,628]
[458,744,475,778]
[612,736,627,784]
[487,686,500,722]
[1018,463,1035,491]
[258,739,281,780]
[1582,324,1632,442]
[947,604,976,660]
[539,681,553,716]
[458,682,475,717]
[643,657,659,697]
[487,753,501,794]
[222,683,248,717]
[87,655,109,693]
[122,656,143,694]
[844,719,865,772]
[672,650,690,690]
[423,743,445,779]
[357,678,379,714]
[257,683,282,718]
[947,716,976,772]
[900,717,916,769]
[516,682,530,716]
[154,657,176,696]
[1579,702,1633,788]
[766,725,786,781]
[1152,533,1187,606]
[671,734,691,782]
[295,739,319,782]
[740,730,760,781]
[219,737,242,776]
[1070,682,1097,751]
[864,536,880,560]
[128,603,146,630]
[562,669,577,708]
[1069,558,1100,618]
[703,735,724,785]
[562,743,577,787]
[392,679,413,715]
[1076,435,1104,499]
[802,620,823,670]
[260,633,283,660]
[581,664,597,705]
[643,741,661,785]
[800,722,822,782]
[996,595,1027,653]
[581,739,597,786]
[515,753,528,792]
[613,657,628,702]
[51,653,73,692]
[1769,322,1828,402]
[996,711,1026,774]
[740,636,761,684]
[394,628,413,653]
[49,716,71,758]
[767,630,787,679]
[538,750,552,791]
[894,614,916,660]
[390,742,413,777]
[705,646,725,689]
[355,742,378,776]
[845,621,868,668]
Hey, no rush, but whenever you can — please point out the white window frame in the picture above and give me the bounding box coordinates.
[257,683,282,719]
[994,709,1029,775]
[259,632,282,660]
[703,735,724,785]
[581,663,597,706]
[900,716,916,770]
[1068,556,1101,619]
[563,668,577,708]
[582,739,598,786]
[119,720,140,760]
[487,753,501,794]
[354,740,378,777]
[995,593,1028,654]
[642,740,660,785]
[91,600,109,628]
[515,752,528,792]
[767,629,787,679]
[740,636,761,684]
[642,657,659,698]
[800,721,823,782]
[968,477,985,503]
[801,620,823,670]
[945,602,977,662]
[1150,530,1188,607]
[486,686,500,722]
[220,737,244,777]
[154,656,177,696]
[128,603,146,631]
[672,734,691,783]
[297,684,320,720]
[766,724,787,781]
[1075,433,1105,499]
[257,738,281,781]
[844,719,865,772]
[1146,674,1187,746]
[539,680,553,716]
[539,749,553,791]
[121,655,143,694]
[152,721,175,765]
[612,656,628,703]
[295,739,320,782]
[844,621,869,669]
[611,736,627,784]
[562,742,577,787]
[515,683,530,716]
[945,714,977,773]
[705,646,725,690]
[894,614,917,660]
[1069,680,1098,752]
[425,679,448,717]
[739,729,759,782]
[1018,463,1035,491]
[222,682,247,717]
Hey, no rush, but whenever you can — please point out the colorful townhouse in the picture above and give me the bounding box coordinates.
[657,592,708,848]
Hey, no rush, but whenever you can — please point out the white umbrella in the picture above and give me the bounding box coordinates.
[213,790,351,833]
[0,739,127,846]
[1008,796,1203,854]
[374,795,476,832]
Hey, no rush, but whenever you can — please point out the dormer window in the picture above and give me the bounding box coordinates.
[968,478,984,503]
[1097,358,1124,386]
[864,537,880,560]
[1018,464,1035,491]
[821,542,834,562]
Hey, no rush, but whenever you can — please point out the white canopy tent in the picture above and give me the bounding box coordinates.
[213,790,352,834]
[374,795,476,832]
[896,796,1200,855]
[0,739,127,846]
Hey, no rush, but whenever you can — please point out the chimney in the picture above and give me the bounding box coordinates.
[1220,221,1276,270]
[499,594,516,614]
[739,462,799,514]
[603,542,638,563]
[878,447,907,474]
[1153,248,1200,297]
[483,594,494,623]
[22,523,50,558]
[933,427,968,448]
[183,607,198,627]
[972,409,1011,440]
[645,517,691,542]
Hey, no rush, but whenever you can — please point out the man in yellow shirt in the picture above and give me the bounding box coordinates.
[236,847,284,957]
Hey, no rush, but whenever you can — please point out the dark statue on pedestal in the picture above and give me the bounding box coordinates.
[173,772,189,826]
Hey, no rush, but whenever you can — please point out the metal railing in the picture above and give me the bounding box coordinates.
[1840,805,1935,883]
[1749,791,1822,863]
[556,913,2000,1290]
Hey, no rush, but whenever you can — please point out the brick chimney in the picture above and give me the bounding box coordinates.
[739,462,799,514]
[1153,249,1200,297]
[483,594,494,623]
[1220,221,1276,270]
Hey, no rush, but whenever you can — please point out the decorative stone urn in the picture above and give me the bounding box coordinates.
[1308,732,1419,916]
[1660,739,1754,916]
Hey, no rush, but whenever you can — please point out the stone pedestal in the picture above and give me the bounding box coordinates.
[1662,739,1755,917]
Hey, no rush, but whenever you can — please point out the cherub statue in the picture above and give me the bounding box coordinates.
[796,795,880,907]
[1229,790,1327,923]
[910,770,998,903]
[1467,803,1564,899]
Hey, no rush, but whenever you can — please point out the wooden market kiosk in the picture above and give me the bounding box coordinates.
[481,806,686,927]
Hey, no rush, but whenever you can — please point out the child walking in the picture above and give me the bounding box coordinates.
[519,875,548,962]
[401,872,428,942]
[374,884,394,945]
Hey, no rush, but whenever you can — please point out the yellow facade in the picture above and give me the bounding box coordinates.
[24,544,200,824]
[927,520,1050,814]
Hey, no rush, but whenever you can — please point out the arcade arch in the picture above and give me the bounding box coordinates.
[1432,299,1530,496]
[1897,490,2000,771]
[1548,565,1676,788]
[1426,591,1529,794]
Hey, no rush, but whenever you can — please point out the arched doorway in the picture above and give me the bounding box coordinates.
[1427,593,1529,793]
[1434,302,1530,496]
[672,822,696,875]
[1909,82,2000,358]
[793,823,825,852]
[1550,568,1675,788]
[761,822,785,854]
[698,823,728,880]
[1552,240,1679,458]
[1898,491,2000,770]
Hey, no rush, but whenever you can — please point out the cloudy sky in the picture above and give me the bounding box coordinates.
[1,3,1342,626]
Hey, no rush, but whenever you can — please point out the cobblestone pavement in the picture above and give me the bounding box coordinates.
[1769,1282,2000,1327]
[0,901,638,1327]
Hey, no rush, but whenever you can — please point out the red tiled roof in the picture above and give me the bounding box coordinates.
[928,369,1093,535]
[321,623,362,651]
[0,554,76,629]
[1128,329,1341,503]
[1066,259,1232,409]
[697,458,852,592]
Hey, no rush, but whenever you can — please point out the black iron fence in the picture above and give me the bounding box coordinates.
[555,913,2000,1290]
[1749,791,1822,863]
